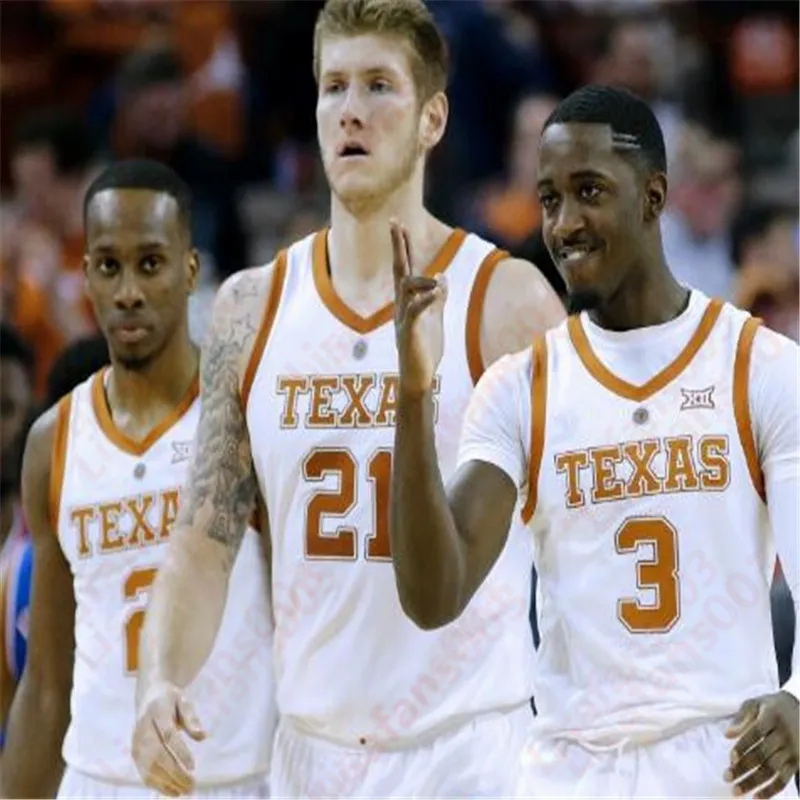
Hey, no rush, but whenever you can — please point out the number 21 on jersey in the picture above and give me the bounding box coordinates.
[304,447,392,561]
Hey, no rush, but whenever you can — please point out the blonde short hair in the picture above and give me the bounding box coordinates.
[313,0,449,102]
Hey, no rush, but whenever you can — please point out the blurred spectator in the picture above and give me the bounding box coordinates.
[0,324,35,549]
[466,93,558,251]
[44,332,110,409]
[427,0,556,215]
[661,122,742,300]
[590,16,684,161]
[732,203,799,341]
[3,109,101,397]
[110,45,248,281]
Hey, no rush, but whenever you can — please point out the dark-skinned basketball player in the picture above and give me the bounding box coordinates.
[389,85,799,797]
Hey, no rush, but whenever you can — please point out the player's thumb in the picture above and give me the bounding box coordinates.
[725,698,761,738]
[175,698,206,742]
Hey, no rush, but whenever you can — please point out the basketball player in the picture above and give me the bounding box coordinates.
[132,0,564,796]
[2,159,274,799]
[389,85,799,797]
[0,324,35,743]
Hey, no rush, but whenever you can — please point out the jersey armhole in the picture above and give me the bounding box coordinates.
[733,317,766,502]
[465,248,510,384]
[241,249,289,412]
[521,335,548,523]
[48,393,73,532]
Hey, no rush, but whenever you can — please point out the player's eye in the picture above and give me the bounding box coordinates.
[539,193,558,212]
[370,79,391,93]
[323,81,345,95]
[97,258,119,275]
[141,255,161,273]
[579,184,603,202]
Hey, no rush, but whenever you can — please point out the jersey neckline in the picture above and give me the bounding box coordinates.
[311,227,467,335]
[90,367,199,456]
[566,297,724,402]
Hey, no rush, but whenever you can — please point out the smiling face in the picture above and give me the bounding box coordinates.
[316,32,446,214]
[84,188,197,370]
[537,122,666,310]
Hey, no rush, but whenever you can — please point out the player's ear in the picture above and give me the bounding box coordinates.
[420,91,448,151]
[187,249,200,294]
[643,172,667,223]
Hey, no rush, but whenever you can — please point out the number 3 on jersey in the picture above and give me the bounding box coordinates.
[304,447,392,561]
[123,567,157,673]
[615,516,681,633]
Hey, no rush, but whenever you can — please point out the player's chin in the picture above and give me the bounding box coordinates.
[111,338,157,370]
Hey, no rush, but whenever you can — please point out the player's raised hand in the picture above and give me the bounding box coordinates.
[131,681,206,797]
[724,692,799,798]
[391,220,447,396]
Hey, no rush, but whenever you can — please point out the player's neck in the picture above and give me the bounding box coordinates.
[590,259,690,332]
[107,327,199,418]
[329,179,432,285]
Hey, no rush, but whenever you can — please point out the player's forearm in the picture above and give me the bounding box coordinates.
[3,676,68,797]
[390,390,467,630]
[137,528,230,703]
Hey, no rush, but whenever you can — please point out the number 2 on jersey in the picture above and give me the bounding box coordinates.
[304,448,392,561]
[615,516,680,633]
[123,567,157,673]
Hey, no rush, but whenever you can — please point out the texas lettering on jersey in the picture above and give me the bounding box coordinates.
[555,434,731,509]
[276,372,442,430]
[66,487,181,560]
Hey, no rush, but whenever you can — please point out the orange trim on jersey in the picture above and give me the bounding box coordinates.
[465,248,510,384]
[312,227,467,335]
[91,369,199,457]
[241,249,288,410]
[521,336,548,524]
[733,317,766,501]
[567,298,724,402]
[49,393,72,531]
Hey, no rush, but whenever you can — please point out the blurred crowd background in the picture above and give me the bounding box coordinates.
[0,0,797,683]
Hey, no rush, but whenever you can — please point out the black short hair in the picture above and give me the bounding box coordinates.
[0,324,35,379]
[543,84,667,174]
[45,334,110,407]
[83,158,192,230]
[12,107,97,175]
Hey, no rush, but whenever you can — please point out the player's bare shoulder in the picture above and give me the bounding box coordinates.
[206,263,277,383]
[21,401,64,538]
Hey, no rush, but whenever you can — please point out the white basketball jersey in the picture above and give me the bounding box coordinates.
[245,229,535,747]
[53,370,275,785]
[525,294,778,746]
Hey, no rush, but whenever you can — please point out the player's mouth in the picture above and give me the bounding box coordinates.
[113,322,151,344]
[556,242,602,268]
[337,142,370,159]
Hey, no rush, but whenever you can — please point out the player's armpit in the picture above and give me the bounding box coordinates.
[3,407,74,799]
[479,257,565,371]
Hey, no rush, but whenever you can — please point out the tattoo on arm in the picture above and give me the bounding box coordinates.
[181,274,261,567]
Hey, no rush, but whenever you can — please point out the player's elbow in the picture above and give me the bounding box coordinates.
[395,565,468,631]
[398,588,465,630]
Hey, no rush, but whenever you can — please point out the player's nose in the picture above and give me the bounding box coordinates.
[339,86,367,129]
[113,268,146,309]
[551,196,587,242]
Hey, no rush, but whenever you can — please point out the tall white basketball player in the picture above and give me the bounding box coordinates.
[2,160,275,799]
[131,0,564,796]
[389,84,800,798]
